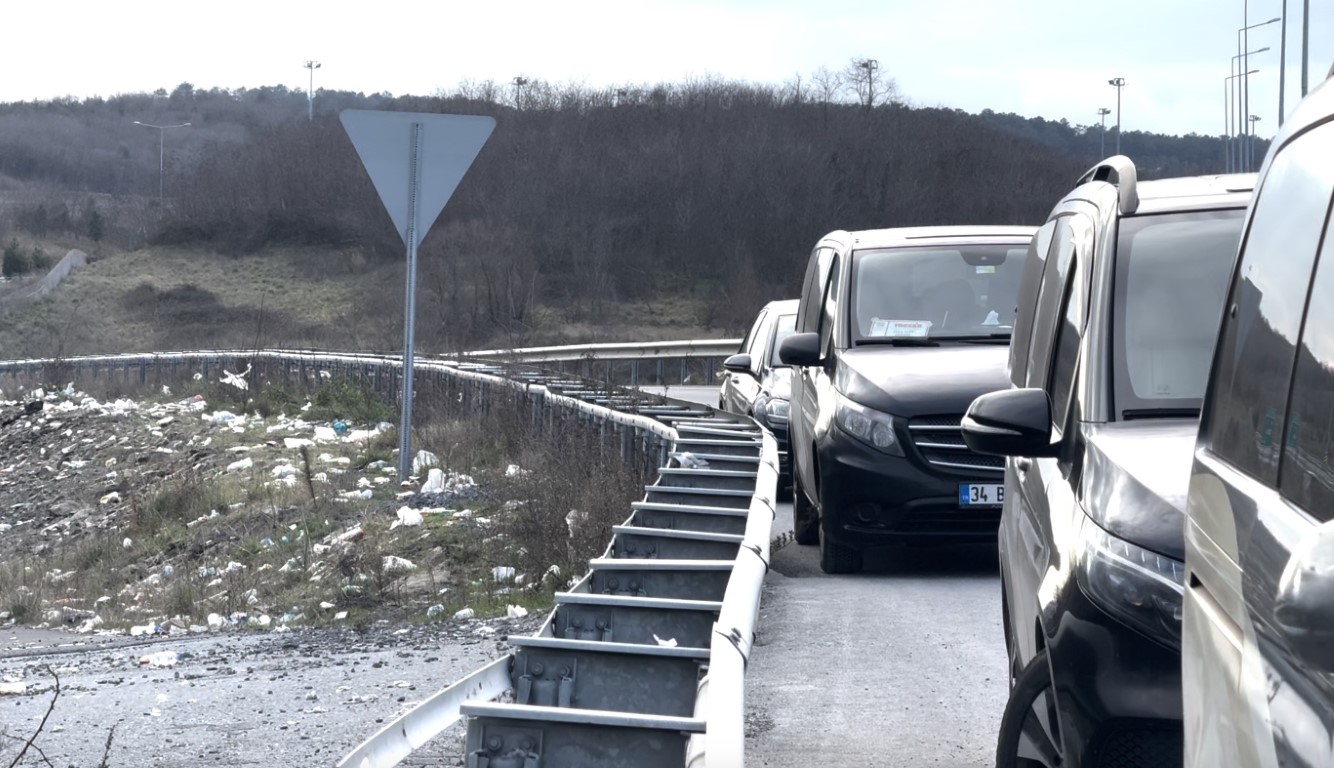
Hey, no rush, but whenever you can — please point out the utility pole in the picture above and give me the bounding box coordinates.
[132,121,191,200]
[304,60,321,121]
[512,76,529,110]
[1248,115,1262,170]
[855,58,880,110]
[1098,107,1112,158]
[1108,78,1126,154]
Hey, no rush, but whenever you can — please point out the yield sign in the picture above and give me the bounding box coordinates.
[340,109,495,248]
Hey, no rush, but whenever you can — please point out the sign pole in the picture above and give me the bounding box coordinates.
[398,122,423,481]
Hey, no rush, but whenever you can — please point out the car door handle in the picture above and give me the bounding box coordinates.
[1015,457,1032,473]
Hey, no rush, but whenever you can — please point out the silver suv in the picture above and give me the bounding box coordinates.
[962,158,1255,767]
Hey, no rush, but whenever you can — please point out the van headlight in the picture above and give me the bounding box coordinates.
[834,393,902,456]
[764,397,790,424]
[1075,513,1185,649]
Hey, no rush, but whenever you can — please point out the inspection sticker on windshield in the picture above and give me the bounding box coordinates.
[960,483,1004,507]
[975,265,996,274]
[870,319,932,338]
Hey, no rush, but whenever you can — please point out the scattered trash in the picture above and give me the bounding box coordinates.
[505,464,530,478]
[284,437,314,449]
[426,604,446,619]
[122,537,133,549]
[334,611,348,621]
[382,555,416,575]
[653,634,679,648]
[220,364,251,391]
[420,467,446,494]
[139,651,179,668]
[506,605,529,619]
[0,681,27,696]
[453,607,475,620]
[669,451,710,469]
[392,506,424,529]
[99,491,121,505]
[492,566,516,582]
[332,420,349,436]
[413,450,439,473]
[226,457,254,473]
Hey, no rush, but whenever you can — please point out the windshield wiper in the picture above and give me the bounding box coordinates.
[856,338,940,347]
[1121,408,1201,420]
[945,333,1012,343]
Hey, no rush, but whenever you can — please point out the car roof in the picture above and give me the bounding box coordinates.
[824,225,1038,250]
[1130,173,1257,215]
[763,299,799,315]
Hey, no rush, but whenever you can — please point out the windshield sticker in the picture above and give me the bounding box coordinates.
[976,265,996,274]
[869,319,932,338]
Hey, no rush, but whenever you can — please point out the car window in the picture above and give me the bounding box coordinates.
[1010,221,1057,385]
[1047,214,1094,427]
[847,244,1026,342]
[1025,216,1076,388]
[1205,127,1334,486]
[799,247,834,334]
[745,309,768,359]
[738,309,764,356]
[820,254,842,355]
[770,313,797,366]
[1112,209,1246,417]
[747,311,772,372]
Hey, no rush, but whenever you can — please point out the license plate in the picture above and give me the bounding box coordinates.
[959,483,1004,507]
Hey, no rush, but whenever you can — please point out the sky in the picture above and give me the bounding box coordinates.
[4,0,1331,138]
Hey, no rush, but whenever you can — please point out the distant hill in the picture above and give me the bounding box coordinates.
[0,79,1238,349]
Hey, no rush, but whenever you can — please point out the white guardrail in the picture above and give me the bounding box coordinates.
[0,341,772,768]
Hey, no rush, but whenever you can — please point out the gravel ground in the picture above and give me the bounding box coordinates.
[0,616,542,767]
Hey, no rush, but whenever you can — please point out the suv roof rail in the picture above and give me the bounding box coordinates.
[1076,155,1139,214]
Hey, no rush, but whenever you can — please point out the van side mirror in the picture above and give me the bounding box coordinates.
[722,354,754,374]
[1275,521,1334,673]
[778,332,821,367]
[960,388,1056,457]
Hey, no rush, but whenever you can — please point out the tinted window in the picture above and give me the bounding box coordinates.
[745,310,771,370]
[1278,132,1334,519]
[1206,129,1334,485]
[799,247,834,334]
[1025,217,1076,388]
[1048,270,1081,426]
[739,309,764,355]
[770,313,797,366]
[848,244,1026,342]
[1010,222,1056,385]
[820,255,842,354]
[1112,209,1247,416]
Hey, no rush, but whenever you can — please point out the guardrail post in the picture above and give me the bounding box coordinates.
[656,358,664,385]
[706,358,715,384]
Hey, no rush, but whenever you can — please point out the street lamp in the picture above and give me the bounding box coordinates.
[1248,114,1263,171]
[1237,17,1280,167]
[1107,77,1126,155]
[1097,107,1112,158]
[512,76,529,110]
[304,60,321,121]
[132,120,191,200]
[1228,49,1269,172]
[856,58,880,109]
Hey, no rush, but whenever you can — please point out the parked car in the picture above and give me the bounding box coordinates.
[779,225,1036,574]
[960,159,1255,768]
[1183,73,1334,768]
[718,299,799,494]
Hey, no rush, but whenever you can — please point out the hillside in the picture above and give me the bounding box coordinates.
[0,77,1234,350]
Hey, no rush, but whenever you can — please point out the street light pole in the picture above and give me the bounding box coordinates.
[1098,107,1112,158]
[1237,18,1279,170]
[1248,115,1262,170]
[1107,78,1125,154]
[1229,49,1269,171]
[1302,0,1310,95]
[1280,0,1288,125]
[304,60,321,121]
[132,121,191,200]
[511,76,528,110]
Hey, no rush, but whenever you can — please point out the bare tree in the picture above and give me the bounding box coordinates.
[843,57,898,111]
[810,66,843,125]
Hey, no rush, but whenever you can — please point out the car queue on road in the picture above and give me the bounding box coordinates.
[719,67,1334,768]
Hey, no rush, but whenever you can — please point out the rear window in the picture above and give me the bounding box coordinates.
[1112,208,1246,417]
[849,245,1027,342]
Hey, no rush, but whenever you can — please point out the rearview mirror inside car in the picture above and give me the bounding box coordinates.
[960,388,1055,457]
[778,332,821,367]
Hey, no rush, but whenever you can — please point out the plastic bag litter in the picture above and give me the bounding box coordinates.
[492,566,516,582]
[393,507,424,528]
[653,634,679,648]
[226,457,254,473]
[382,555,417,575]
[139,651,178,667]
[506,605,529,619]
[426,604,445,618]
[413,450,439,473]
[453,607,475,620]
[420,468,446,494]
[669,451,710,469]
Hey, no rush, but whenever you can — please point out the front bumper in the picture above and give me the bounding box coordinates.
[1044,580,1184,767]
[816,425,1001,547]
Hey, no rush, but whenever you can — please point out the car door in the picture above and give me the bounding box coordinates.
[1186,121,1334,768]
[791,246,836,494]
[1008,209,1094,670]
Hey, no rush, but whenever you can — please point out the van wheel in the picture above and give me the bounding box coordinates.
[792,472,819,545]
[818,513,862,574]
[996,650,1064,767]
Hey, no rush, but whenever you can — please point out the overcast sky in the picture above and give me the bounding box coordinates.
[6,0,1331,137]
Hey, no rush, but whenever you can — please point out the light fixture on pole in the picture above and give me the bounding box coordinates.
[1098,107,1112,158]
[132,120,191,200]
[1248,114,1262,171]
[304,60,321,121]
[1229,48,1269,171]
[1236,18,1279,168]
[856,58,880,109]
[512,76,529,110]
[1107,78,1126,155]
[1224,69,1260,172]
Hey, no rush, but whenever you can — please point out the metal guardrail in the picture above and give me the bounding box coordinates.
[0,344,773,768]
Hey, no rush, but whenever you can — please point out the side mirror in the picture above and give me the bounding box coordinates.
[960,388,1055,457]
[778,332,821,367]
[1275,522,1334,673]
[722,354,754,374]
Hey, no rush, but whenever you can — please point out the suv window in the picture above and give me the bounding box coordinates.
[1025,217,1076,388]
[847,244,1026,342]
[1047,214,1094,427]
[820,254,842,355]
[799,247,834,334]
[1010,221,1057,385]
[1112,209,1247,417]
[1205,128,1334,485]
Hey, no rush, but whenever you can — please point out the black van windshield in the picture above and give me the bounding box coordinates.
[1113,208,1246,418]
[849,245,1027,343]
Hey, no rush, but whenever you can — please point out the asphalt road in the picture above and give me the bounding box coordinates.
[745,501,1009,767]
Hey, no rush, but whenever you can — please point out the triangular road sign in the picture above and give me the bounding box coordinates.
[340,110,495,248]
